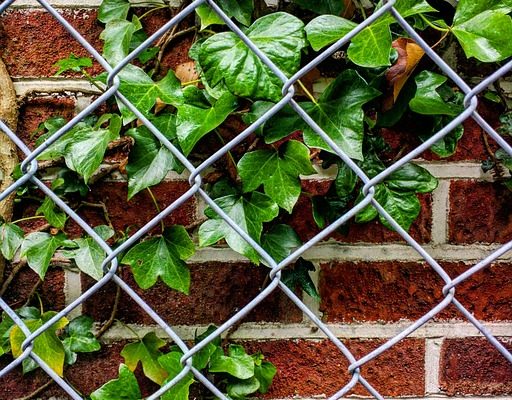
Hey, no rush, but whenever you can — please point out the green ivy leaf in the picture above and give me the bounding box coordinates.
[385,163,438,193]
[10,311,68,376]
[292,0,344,15]
[254,359,276,393]
[66,226,114,281]
[452,10,512,62]
[303,70,380,160]
[227,376,260,399]
[0,223,24,260]
[98,0,130,23]
[282,258,320,300]
[410,71,464,116]
[238,140,315,212]
[209,344,255,379]
[121,226,194,292]
[199,192,279,264]
[305,15,357,51]
[261,224,302,264]
[198,12,306,102]
[126,125,182,199]
[90,364,142,400]
[20,232,65,280]
[118,65,184,124]
[36,197,67,229]
[176,92,238,155]
[305,0,435,67]
[217,0,254,26]
[101,19,137,65]
[158,351,195,400]
[356,184,421,231]
[62,315,101,365]
[121,332,168,385]
[192,325,220,370]
[54,53,92,76]
[196,4,225,29]
[0,312,14,356]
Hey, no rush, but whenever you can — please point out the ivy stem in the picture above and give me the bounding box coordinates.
[298,80,318,105]
[82,70,106,93]
[0,260,26,297]
[118,319,142,340]
[431,29,451,50]
[146,187,165,233]
[95,285,121,338]
[18,379,54,400]
[420,14,451,32]
[181,79,201,86]
[11,215,46,225]
[138,5,167,20]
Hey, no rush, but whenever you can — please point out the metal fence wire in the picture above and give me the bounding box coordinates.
[0,0,511,398]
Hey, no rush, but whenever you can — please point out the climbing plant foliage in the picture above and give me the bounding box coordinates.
[1,0,512,398]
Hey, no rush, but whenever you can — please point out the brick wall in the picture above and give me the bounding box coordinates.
[0,1,511,399]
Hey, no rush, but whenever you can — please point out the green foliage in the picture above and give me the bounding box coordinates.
[20,232,66,280]
[0,223,24,260]
[292,0,344,15]
[90,364,142,400]
[53,53,92,76]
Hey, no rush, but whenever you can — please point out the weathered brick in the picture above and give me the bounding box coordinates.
[440,338,512,395]
[0,10,104,77]
[2,265,65,311]
[244,338,425,398]
[82,262,302,325]
[449,180,512,244]
[319,261,512,322]
[286,193,432,244]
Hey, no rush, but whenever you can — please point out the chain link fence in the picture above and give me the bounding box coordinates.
[0,0,511,398]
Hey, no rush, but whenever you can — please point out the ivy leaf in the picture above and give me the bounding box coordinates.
[238,140,316,212]
[356,184,421,231]
[0,312,14,357]
[419,116,464,158]
[121,226,194,292]
[0,223,24,260]
[101,19,137,65]
[282,258,320,300]
[198,12,306,102]
[385,163,438,193]
[121,332,168,385]
[118,65,184,124]
[90,364,142,400]
[292,0,344,15]
[410,71,464,116]
[36,197,67,229]
[125,125,182,199]
[199,192,279,264]
[452,11,512,62]
[254,359,276,393]
[158,352,195,400]
[54,53,92,76]
[196,4,225,30]
[176,92,238,155]
[303,70,380,160]
[305,15,357,51]
[98,0,130,23]
[209,344,255,379]
[62,315,101,365]
[67,226,114,281]
[227,377,260,399]
[261,224,302,264]
[10,311,68,376]
[20,232,65,280]
[305,0,435,66]
[335,161,358,199]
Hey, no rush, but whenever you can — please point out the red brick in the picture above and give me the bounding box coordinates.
[0,10,104,77]
[286,193,432,244]
[2,266,65,311]
[82,262,302,325]
[16,96,76,152]
[66,180,197,237]
[449,180,512,244]
[320,261,512,322]
[440,338,512,395]
[244,338,425,398]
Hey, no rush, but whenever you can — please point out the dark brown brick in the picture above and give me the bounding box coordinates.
[320,261,512,322]
[286,193,432,244]
[2,266,65,311]
[449,180,512,244]
[244,339,425,398]
[440,338,512,395]
[0,10,104,77]
[82,262,302,325]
